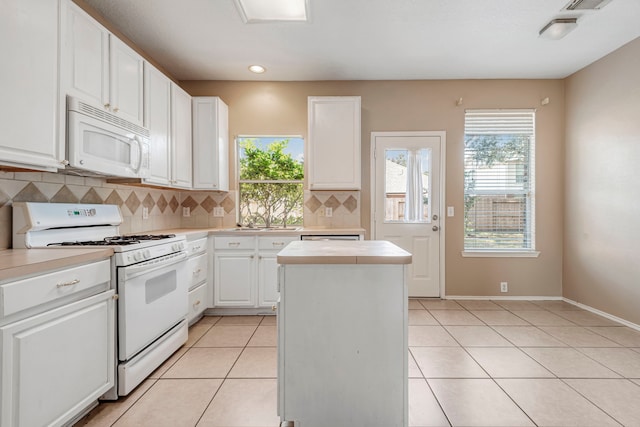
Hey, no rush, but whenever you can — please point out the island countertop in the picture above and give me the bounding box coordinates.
[277,240,411,265]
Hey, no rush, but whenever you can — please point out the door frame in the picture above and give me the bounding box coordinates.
[370,131,447,298]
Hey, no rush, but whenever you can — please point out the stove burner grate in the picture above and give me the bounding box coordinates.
[47,234,177,247]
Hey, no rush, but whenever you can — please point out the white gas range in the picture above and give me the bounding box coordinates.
[13,202,189,399]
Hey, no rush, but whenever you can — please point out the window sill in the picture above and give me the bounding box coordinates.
[461,250,540,258]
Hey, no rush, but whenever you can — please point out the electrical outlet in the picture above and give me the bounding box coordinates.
[182,207,190,217]
[142,207,149,220]
[500,282,508,293]
[213,207,224,217]
[325,207,333,217]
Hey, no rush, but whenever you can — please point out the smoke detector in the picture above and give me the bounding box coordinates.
[564,0,613,10]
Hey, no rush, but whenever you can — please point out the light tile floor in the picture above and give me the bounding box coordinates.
[78,300,640,427]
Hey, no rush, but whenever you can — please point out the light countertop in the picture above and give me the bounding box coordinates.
[0,248,114,282]
[277,240,412,265]
[154,227,365,238]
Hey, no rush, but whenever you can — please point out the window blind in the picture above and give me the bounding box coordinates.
[463,109,535,250]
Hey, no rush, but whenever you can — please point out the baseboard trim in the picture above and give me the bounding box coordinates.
[563,298,640,332]
[442,295,563,301]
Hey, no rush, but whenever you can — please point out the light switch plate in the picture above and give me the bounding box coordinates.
[325,207,333,217]
[213,207,224,217]
[142,207,149,220]
[447,206,455,217]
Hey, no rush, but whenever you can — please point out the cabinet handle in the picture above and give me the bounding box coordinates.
[228,242,240,247]
[113,107,119,113]
[104,103,110,109]
[272,242,285,246]
[112,294,119,300]
[192,268,201,276]
[57,279,80,288]
[271,305,277,312]
[193,300,201,307]
[250,255,255,259]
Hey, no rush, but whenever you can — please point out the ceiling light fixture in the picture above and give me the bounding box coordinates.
[234,0,308,23]
[564,0,613,10]
[539,18,578,40]
[248,65,266,74]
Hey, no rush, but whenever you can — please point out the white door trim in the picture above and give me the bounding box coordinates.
[370,131,446,298]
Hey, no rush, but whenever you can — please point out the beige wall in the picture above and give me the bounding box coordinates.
[181,79,565,297]
[564,38,640,324]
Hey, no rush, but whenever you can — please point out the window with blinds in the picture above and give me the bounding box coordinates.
[463,109,535,251]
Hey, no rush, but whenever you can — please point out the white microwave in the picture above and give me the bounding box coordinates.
[66,96,150,178]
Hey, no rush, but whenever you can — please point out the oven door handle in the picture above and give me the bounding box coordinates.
[121,252,187,280]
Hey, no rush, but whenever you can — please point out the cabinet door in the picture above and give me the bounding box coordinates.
[143,63,172,186]
[0,291,115,427]
[308,96,361,190]
[171,84,193,188]
[0,0,62,171]
[110,37,144,125]
[258,253,279,307]
[214,252,255,307]
[60,0,109,110]
[192,97,229,191]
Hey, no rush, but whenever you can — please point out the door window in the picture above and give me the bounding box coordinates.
[384,148,431,223]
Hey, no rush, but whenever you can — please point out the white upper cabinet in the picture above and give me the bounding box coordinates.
[109,38,144,125]
[0,0,63,171]
[171,84,193,189]
[192,97,229,191]
[307,96,361,190]
[143,62,172,186]
[60,0,143,126]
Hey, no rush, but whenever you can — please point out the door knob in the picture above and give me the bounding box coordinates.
[433,214,439,220]
[432,225,439,231]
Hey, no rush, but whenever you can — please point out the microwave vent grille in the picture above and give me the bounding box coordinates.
[76,102,150,137]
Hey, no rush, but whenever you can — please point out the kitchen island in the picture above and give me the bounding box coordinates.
[276,240,411,427]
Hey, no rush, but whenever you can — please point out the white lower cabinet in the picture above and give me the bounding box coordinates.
[213,235,298,309]
[185,237,210,324]
[1,292,114,427]
[0,258,115,427]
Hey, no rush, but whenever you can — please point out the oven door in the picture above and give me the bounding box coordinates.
[117,251,187,361]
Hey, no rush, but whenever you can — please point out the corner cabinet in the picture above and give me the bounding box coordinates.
[192,97,230,191]
[0,0,63,172]
[307,96,361,190]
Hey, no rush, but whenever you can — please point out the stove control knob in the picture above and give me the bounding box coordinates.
[134,252,142,261]
[144,250,151,259]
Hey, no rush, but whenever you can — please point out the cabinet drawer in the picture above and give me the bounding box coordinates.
[186,253,208,290]
[188,282,207,322]
[214,236,255,250]
[187,237,207,256]
[1,259,111,318]
[258,236,298,251]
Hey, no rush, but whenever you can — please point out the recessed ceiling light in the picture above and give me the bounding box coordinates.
[234,0,308,23]
[539,18,578,40]
[248,65,266,74]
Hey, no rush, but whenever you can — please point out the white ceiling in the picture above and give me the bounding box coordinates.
[83,0,640,81]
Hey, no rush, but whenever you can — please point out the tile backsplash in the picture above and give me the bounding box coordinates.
[0,171,362,249]
[303,190,361,228]
[0,171,236,249]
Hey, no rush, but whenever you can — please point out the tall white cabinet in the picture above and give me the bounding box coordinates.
[192,97,230,191]
[143,63,172,186]
[0,0,62,172]
[307,96,361,190]
[171,84,193,189]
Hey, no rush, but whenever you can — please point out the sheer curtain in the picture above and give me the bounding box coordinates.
[404,149,423,221]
